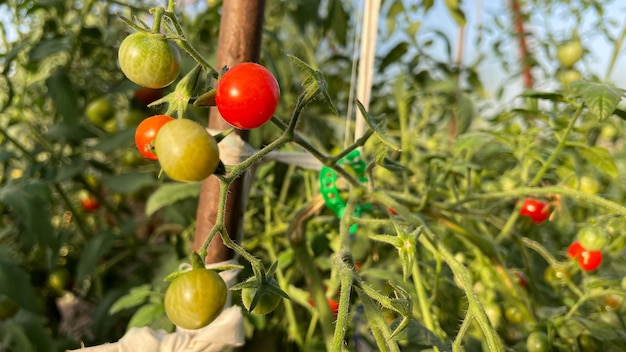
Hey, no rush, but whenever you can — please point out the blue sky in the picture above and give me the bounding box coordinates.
[415,0,626,99]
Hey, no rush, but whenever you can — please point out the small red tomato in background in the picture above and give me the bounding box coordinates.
[133,87,163,107]
[215,62,280,130]
[81,196,100,212]
[134,115,174,160]
[567,241,584,259]
[309,297,340,317]
[519,198,550,224]
[513,271,528,289]
[578,249,602,271]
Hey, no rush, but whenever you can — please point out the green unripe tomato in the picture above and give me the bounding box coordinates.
[86,97,115,126]
[164,269,227,330]
[526,331,550,352]
[241,279,282,315]
[118,32,181,89]
[578,225,607,251]
[556,39,583,67]
[154,119,220,182]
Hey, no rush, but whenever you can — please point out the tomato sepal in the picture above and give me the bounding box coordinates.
[193,89,217,107]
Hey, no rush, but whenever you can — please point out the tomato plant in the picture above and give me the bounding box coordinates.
[519,198,550,224]
[215,62,280,129]
[118,32,182,89]
[154,119,221,182]
[578,249,603,271]
[134,115,174,160]
[164,269,227,330]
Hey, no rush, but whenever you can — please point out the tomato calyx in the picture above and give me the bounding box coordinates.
[232,275,287,315]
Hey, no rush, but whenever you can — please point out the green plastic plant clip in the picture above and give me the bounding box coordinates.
[319,149,371,236]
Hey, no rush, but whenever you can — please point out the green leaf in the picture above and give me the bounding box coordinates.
[146,182,201,216]
[391,319,450,351]
[0,261,41,313]
[28,37,72,62]
[2,322,35,352]
[455,93,475,135]
[519,90,566,103]
[91,128,135,153]
[109,285,153,315]
[571,81,624,121]
[76,231,115,281]
[46,69,80,127]
[0,181,55,250]
[127,302,166,329]
[55,157,87,182]
[102,172,155,194]
[380,42,408,72]
[356,100,401,151]
[576,145,618,178]
[444,0,467,26]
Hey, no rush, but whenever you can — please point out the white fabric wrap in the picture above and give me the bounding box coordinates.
[70,261,244,352]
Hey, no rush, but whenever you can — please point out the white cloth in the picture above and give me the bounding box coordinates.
[70,261,244,352]
[208,128,322,170]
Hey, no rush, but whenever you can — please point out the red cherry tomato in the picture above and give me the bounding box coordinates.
[513,271,528,289]
[81,196,100,212]
[309,297,340,317]
[134,115,174,160]
[578,249,602,271]
[567,241,584,259]
[215,62,280,130]
[519,198,550,224]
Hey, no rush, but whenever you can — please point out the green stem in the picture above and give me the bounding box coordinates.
[453,186,626,217]
[565,289,626,319]
[530,103,583,186]
[53,183,90,240]
[330,188,359,351]
[412,224,503,351]
[605,22,626,81]
[262,193,303,347]
[411,255,445,340]
[151,7,164,32]
[452,312,472,352]
[520,237,583,297]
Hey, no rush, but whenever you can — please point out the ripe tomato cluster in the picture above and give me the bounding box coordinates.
[567,241,602,271]
[566,226,607,271]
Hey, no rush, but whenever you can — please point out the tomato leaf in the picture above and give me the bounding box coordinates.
[146,182,201,216]
[46,69,80,128]
[0,260,41,313]
[102,172,155,194]
[574,144,618,178]
[109,284,153,315]
[519,90,566,103]
[356,100,401,152]
[443,0,466,26]
[0,181,55,251]
[91,129,135,153]
[571,81,624,121]
[76,231,115,281]
[127,302,166,330]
